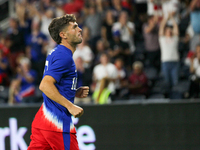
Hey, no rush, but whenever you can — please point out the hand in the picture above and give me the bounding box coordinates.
[75,86,89,98]
[69,104,84,118]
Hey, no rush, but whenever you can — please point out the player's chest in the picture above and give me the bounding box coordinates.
[63,62,77,79]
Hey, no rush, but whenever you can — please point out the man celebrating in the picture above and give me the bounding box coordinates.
[28,14,89,150]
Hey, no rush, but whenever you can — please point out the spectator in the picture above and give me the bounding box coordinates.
[128,61,149,97]
[190,0,200,34]
[110,0,129,21]
[188,44,200,98]
[189,0,200,52]
[112,11,135,54]
[81,26,92,46]
[8,57,37,104]
[74,56,92,104]
[143,15,160,70]
[32,7,54,40]
[26,22,48,62]
[7,18,25,72]
[108,30,130,65]
[73,39,94,69]
[162,0,180,24]
[94,39,108,65]
[115,58,126,85]
[40,9,54,39]
[25,21,48,82]
[0,36,10,58]
[84,0,103,50]
[0,50,9,86]
[101,10,115,46]
[73,39,94,86]
[92,53,118,98]
[15,1,33,40]
[159,14,180,88]
[92,77,112,104]
[0,0,196,103]
[114,58,128,99]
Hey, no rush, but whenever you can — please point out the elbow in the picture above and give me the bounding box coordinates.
[39,82,45,92]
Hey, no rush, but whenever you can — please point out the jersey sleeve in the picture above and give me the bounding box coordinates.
[44,53,72,83]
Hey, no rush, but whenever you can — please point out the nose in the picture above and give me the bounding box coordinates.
[79,27,82,32]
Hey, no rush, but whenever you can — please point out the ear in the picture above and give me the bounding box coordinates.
[59,31,67,39]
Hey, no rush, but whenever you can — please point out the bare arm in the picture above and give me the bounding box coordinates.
[144,23,156,34]
[159,18,167,36]
[172,17,179,36]
[190,57,196,74]
[159,18,168,36]
[39,75,83,118]
[145,15,159,34]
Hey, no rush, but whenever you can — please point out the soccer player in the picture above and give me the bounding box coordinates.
[28,14,89,150]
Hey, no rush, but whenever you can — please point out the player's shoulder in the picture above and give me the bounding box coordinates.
[48,46,71,59]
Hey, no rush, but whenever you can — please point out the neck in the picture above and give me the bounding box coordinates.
[102,63,108,66]
[60,41,76,54]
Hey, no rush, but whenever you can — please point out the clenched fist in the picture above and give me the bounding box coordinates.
[75,86,89,98]
[69,104,84,118]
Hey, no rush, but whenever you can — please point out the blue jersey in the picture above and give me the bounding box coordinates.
[32,45,77,133]
[15,70,37,102]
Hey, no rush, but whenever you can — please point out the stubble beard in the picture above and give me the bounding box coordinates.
[73,36,82,45]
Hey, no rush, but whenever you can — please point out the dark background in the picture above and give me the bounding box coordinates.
[0,101,200,150]
[0,1,9,22]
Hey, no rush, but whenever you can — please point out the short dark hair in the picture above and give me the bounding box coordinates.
[48,14,76,44]
[147,15,154,20]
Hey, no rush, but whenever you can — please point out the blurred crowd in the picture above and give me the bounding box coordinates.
[0,0,200,105]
